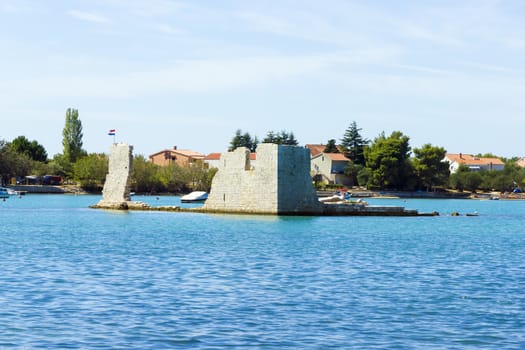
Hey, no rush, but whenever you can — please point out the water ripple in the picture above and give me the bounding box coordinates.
[0,196,524,348]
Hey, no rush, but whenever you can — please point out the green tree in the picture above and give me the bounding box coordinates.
[449,165,471,192]
[453,161,525,193]
[62,108,85,163]
[488,162,525,192]
[262,130,299,145]
[340,121,369,165]
[323,139,339,153]
[344,162,364,187]
[412,144,450,191]
[357,167,370,187]
[186,161,212,191]
[228,129,258,152]
[30,160,62,178]
[131,155,162,193]
[50,154,73,179]
[130,155,218,193]
[0,140,32,185]
[157,163,191,193]
[364,131,413,190]
[73,153,109,192]
[11,136,48,162]
[463,172,483,192]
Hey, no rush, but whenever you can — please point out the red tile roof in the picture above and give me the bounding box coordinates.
[149,148,205,159]
[326,153,350,162]
[205,153,221,160]
[305,144,326,157]
[204,152,257,161]
[446,153,504,166]
[305,144,344,156]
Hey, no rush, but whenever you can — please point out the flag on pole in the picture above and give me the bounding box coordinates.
[108,129,116,136]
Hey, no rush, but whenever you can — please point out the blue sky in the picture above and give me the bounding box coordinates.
[1,0,524,158]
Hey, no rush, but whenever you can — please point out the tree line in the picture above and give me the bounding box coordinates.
[2,111,524,193]
[0,108,216,193]
[228,122,525,193]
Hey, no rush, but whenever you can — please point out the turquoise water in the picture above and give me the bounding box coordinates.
[1,195,524,349]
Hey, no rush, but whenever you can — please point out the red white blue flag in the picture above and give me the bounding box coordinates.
[108,129,116,136]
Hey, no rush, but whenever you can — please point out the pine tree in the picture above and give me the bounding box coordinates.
[340,121,369,165]
[262,130,299,145]
[228,129,258,152]
[324,139,339,153]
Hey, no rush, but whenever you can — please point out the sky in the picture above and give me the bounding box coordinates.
[1,0,524,158]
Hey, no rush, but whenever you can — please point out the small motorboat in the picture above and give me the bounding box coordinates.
[180,191,208,203]
[0,187,9,199]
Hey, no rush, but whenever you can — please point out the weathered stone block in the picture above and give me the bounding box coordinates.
[94,143,148,210]
[203,143,323,214]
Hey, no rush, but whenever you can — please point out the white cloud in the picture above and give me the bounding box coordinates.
[67,10,111,24]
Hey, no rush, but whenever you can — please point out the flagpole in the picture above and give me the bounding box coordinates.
[108,129,116,143]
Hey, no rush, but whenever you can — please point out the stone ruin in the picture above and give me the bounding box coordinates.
[203,143,324,214]
[202,143,426,216]
[94,143,147,210]
[92,142,428,216]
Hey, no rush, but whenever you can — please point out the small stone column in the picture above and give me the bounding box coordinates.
[95,143,143,209]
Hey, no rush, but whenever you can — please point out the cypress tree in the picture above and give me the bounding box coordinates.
[62,108,85,163]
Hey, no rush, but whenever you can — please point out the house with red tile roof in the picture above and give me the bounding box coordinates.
[444,153,505,174]
[517,157,525,168]
[305,144,327,157]
[311,152,352,185]
[204,153,222,169]
[149,146,205,167]
[305,144,344,157]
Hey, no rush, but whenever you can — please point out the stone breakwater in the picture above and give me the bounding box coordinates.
[90,202,438,216]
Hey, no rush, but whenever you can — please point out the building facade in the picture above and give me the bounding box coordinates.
[310,152,352,185]
[444,153,505,173]
[149,146,205,167]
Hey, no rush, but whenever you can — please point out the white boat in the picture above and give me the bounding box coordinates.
[181,191,208,203]
[0,187,10,199]
[1,187,24,198]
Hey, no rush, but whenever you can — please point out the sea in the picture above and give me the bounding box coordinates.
[0,194,524,349]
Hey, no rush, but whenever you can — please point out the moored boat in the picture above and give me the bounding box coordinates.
[180,191,208,203]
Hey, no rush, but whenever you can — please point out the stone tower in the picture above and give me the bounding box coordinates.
[95,143,134,209]
[203,143,323,215]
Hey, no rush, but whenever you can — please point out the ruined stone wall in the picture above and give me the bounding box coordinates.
[277,145,322,214]
[203,146,276,213]
[96,143,133,208]
[203,143,322,214]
